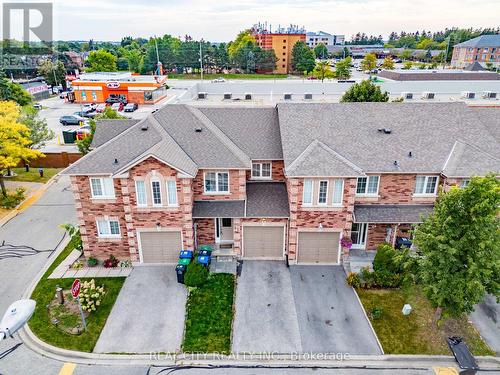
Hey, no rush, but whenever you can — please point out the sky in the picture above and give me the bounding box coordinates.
[5,0,500,42]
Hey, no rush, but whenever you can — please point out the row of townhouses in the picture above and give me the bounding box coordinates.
[63,103,499,265]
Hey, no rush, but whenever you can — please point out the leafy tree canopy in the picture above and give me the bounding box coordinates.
[291,41,316,74]
[86,50,118,72]
[341,80,389,102]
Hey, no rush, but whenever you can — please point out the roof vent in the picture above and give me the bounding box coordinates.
[408,151,412,157]
[113,158,119,165]
[141,124,148,131]
[195,127,202,133]
[394,160,398,166]
[383,128,392,134]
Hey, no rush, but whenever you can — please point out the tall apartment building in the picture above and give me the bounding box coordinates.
[252,24,306,74]
[451,34,500,68]
[306,31,345,47]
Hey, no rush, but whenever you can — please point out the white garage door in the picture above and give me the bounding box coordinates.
[139,231,182,263]
[243,226,284,259]
[297,232,340,264]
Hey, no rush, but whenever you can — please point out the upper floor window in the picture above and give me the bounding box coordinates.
[303,178,343,207]
[303,179,313,205]
[356,176,379,196]
[204,172,229,193]
[97,219,120,238]
[414,176,438,195]
[135,180,147,206]
[459,179,470,189]
[252,162,271,179]
[318,180,328,205]
[166,180,178,206]
[151,180,162,205]
[90,177,115,199]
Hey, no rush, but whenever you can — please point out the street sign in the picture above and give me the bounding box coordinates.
[71,279,81,298]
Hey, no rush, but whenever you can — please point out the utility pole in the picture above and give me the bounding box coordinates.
[443,36,451,69]
[52,65,59,87]
[199,39,204,82]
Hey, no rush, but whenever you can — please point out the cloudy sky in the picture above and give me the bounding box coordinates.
[9,0,500,42]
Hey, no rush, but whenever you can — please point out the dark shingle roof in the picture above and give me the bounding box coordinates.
[354,204,434,223]
[192,200,245,218]
[246,182,290,218]
[91,119,140,148]
[454,35,500,48]
[463,62,487,71]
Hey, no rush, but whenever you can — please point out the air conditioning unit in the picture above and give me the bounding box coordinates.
[284,93,292,100]
[223,92,232,100]
[461,91,475,99]
[304,93,313,100]
[422,92,435,99]
[198,92,207,99]
[402,92,413,100]
[244,93,252,100]
[482,91,497,99]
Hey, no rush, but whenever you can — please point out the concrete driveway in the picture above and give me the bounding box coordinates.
[94,266,187,354]
[232,261,381,355]
[470,294,500,355]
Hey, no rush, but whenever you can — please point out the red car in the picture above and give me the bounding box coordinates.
[95,103,107,113]
[111,102,124,111]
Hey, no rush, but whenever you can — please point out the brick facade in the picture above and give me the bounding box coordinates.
[245,160,286,182]
[192,169,246,201]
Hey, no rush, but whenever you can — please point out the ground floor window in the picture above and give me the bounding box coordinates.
[144,86,167,102]
[351,223,368,249]
[97,219,120,237]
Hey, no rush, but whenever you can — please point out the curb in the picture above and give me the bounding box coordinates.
[0,173,60,228]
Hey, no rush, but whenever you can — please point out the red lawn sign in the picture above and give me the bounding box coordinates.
[71,279,81,298]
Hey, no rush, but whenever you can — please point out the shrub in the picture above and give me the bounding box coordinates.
[373,243,401,274]
[59,223,83,251]
[103,255,119,268]
[119,259,132,268]
[71,261,83,270]
[79,279,105,313]
[346,272,361,288]
[86,257,98,267]
[371,307,383,319]
[184,261,209,287]
[0,187,25,208]
[360,267,377,289]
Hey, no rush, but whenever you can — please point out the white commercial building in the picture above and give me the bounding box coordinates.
[306,31,344,47]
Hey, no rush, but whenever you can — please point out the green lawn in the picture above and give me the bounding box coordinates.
[28,236,126,352]
[182,274,235,354]
[9,167,62,183]
[168,73,288,80]
[357,286,494,355]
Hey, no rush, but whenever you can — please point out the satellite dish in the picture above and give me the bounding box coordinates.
[0,300,36,340]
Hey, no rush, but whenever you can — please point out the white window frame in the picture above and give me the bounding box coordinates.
[356,176,380,196]
[317,180,328,205]
[90,177,115,199]
[166,179,178,206]
[414,175,439,196]
[459,179,470,189]
[251,162,272,180]
[135,180,147,207]
[204,171,230,194]
[351,222,368,250]
[303,179,313,206]
[96,219,121,238]
[332,179,344,206]
[151,179,162,206]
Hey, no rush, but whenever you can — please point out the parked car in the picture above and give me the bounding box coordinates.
[75,124,92,140]
[95,103,107,113]
[82,103,97,112]
[73,111,96,118]
[111,102,124,111]
[124,103,138,112]
[105,95,127,105]
[59,114,85,126]
[33,103,42,110]
[211,77,226,83]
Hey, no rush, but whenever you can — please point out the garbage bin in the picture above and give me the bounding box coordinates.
[197,255,211,267]
[178,257,191,266]
[447,336,478,374]
[198,249,212,257]
[179,250,194,259]
[175,264,187,284]
[199,245,213,252]
[62,130,76,144]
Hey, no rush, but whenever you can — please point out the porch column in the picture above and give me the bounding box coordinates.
[392,223,399,247]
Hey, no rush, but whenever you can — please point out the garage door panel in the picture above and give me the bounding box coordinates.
[298,232,340,264]
[243,226,284,259]
[140,231,182,263]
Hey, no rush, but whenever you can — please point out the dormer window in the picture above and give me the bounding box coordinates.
[251,162,272,179]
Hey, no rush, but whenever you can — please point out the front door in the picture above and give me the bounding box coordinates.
[215,218,234,244]
[351,223,368,250]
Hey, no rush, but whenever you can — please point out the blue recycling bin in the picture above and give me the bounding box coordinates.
[198,249,212,257]
[197,255,211,266]
[179,249,194,259]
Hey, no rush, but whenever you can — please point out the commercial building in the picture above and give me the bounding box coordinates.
[71,72,168,104]
[252,24,306,74]
[306,31,344,48]
[451,34,500,68]
[20,79,50,100]
[378,69,500,81]
[63,102,499,265]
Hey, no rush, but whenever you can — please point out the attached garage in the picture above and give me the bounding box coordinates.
[243,226,285,259]
[297,231,340,264]
[138,231,182,263]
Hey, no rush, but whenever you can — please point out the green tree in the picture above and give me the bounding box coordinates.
[20,107,55,150]
[334,57,352,79]
[380,56,395,70]
[399,49,413,60]
[291,41,316,74]
[414,175,500,317]
[360,53,377,71]
[340,80,389,102]
[0,70,31,106]
[313,61,334,82]
[314,44,328,60]
[227,30,256,60]
[38,60,67,90]
[123,49,143,73]
[86,50,117,72]
[76,107,127,155]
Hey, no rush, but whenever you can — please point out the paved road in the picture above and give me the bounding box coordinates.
[471,294,500,355]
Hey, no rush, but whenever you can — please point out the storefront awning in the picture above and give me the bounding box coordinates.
[193,200,245,218]
[353,204,433,223]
